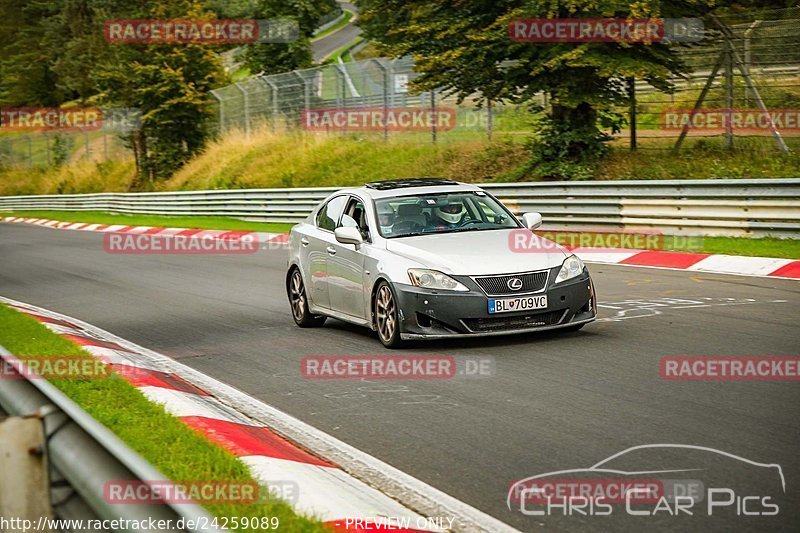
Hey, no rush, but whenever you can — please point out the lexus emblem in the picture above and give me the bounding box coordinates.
[507,277,523,291]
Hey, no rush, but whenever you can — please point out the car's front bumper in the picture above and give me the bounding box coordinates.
[392,266,596,340]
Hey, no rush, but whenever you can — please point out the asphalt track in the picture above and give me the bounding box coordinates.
[311,2,361,63]
[1,223,799,532]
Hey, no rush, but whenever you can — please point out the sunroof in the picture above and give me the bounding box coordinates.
[365,178,458,190]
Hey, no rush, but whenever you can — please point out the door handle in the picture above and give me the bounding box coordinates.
[326,246,337,255]
[300,238,310,246]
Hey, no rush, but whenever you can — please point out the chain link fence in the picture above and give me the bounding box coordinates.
[210,56,537,143]
[0,130,132,169]
[212,8,800,153]
[622,7,800,152]
[4,10,798,169]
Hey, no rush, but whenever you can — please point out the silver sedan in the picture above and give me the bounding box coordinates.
[286,178,596,347]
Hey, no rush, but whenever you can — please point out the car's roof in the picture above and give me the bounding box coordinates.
[337,179,484,200]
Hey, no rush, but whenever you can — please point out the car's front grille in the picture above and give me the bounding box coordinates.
[473,270,548,296]
[462,309,566,333]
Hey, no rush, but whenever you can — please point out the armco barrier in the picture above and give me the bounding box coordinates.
[0,178,798,238]
[0,345,218,531]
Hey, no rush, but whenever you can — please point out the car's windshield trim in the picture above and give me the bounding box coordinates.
[374,190,523,239]
[383,226,514,239]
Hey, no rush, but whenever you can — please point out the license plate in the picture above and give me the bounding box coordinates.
[488,295,548,314]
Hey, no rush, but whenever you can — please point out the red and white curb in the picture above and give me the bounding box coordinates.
[0,216,290,246]
[572,247,800,279]
[0,296,515,533]
[3,215,797,279]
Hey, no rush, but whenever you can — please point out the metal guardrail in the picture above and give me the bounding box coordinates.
[0,345,219,532]
[0,179,799,238]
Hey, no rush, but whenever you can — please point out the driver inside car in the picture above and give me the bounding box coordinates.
[428,199,468,229]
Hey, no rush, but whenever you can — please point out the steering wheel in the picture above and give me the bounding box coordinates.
[457,218,484,228]
[392,220,425,234]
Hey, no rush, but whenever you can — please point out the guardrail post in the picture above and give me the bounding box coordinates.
[0,346,218,531]
[0,417,53,522]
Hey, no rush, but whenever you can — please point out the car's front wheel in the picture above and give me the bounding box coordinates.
[288,268,326,328]
[374,281,403,348]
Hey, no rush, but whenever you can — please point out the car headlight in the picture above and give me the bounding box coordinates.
[555,254,586,284]
[408,269,469,291]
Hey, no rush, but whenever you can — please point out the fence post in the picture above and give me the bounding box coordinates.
[210,89,224,134]
[743,20,762,106]
[430,90,437,144]
[487,99,493,141]
[629,77,637,152]
[368,59,389,141]
[262,78,280,132]
[295,71,310,112]
[724,38,734,150]
[234,82,251,136]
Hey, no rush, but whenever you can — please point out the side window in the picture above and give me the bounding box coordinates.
[339,197,370,241]
[316,195,347,231]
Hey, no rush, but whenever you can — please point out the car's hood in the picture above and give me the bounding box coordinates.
[385,229,569,275]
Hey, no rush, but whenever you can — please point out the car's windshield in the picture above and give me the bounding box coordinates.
[375,191,521,238]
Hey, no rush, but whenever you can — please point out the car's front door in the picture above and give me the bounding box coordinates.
[305,194,348,310]
[328,196,370,319]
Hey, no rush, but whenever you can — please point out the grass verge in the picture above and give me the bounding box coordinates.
[0,210,294,233]
[0,304,328,530]
[325,37,365,63]
[664,235,800,260]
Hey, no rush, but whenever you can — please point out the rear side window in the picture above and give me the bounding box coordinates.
[316,195,347,231]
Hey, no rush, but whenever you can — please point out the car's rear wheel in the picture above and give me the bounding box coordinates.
[288,268,326,328]
[374,281,402,348]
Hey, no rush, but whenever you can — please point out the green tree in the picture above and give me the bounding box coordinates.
[0,0,66,106]
[94,0,224,185]
[240,0,338,74]
[356,0,725,177]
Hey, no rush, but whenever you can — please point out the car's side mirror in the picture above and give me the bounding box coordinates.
[521,212,543,230]
[334,226,364,246]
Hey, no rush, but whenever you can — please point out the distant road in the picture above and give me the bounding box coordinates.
[311,2,362,63]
